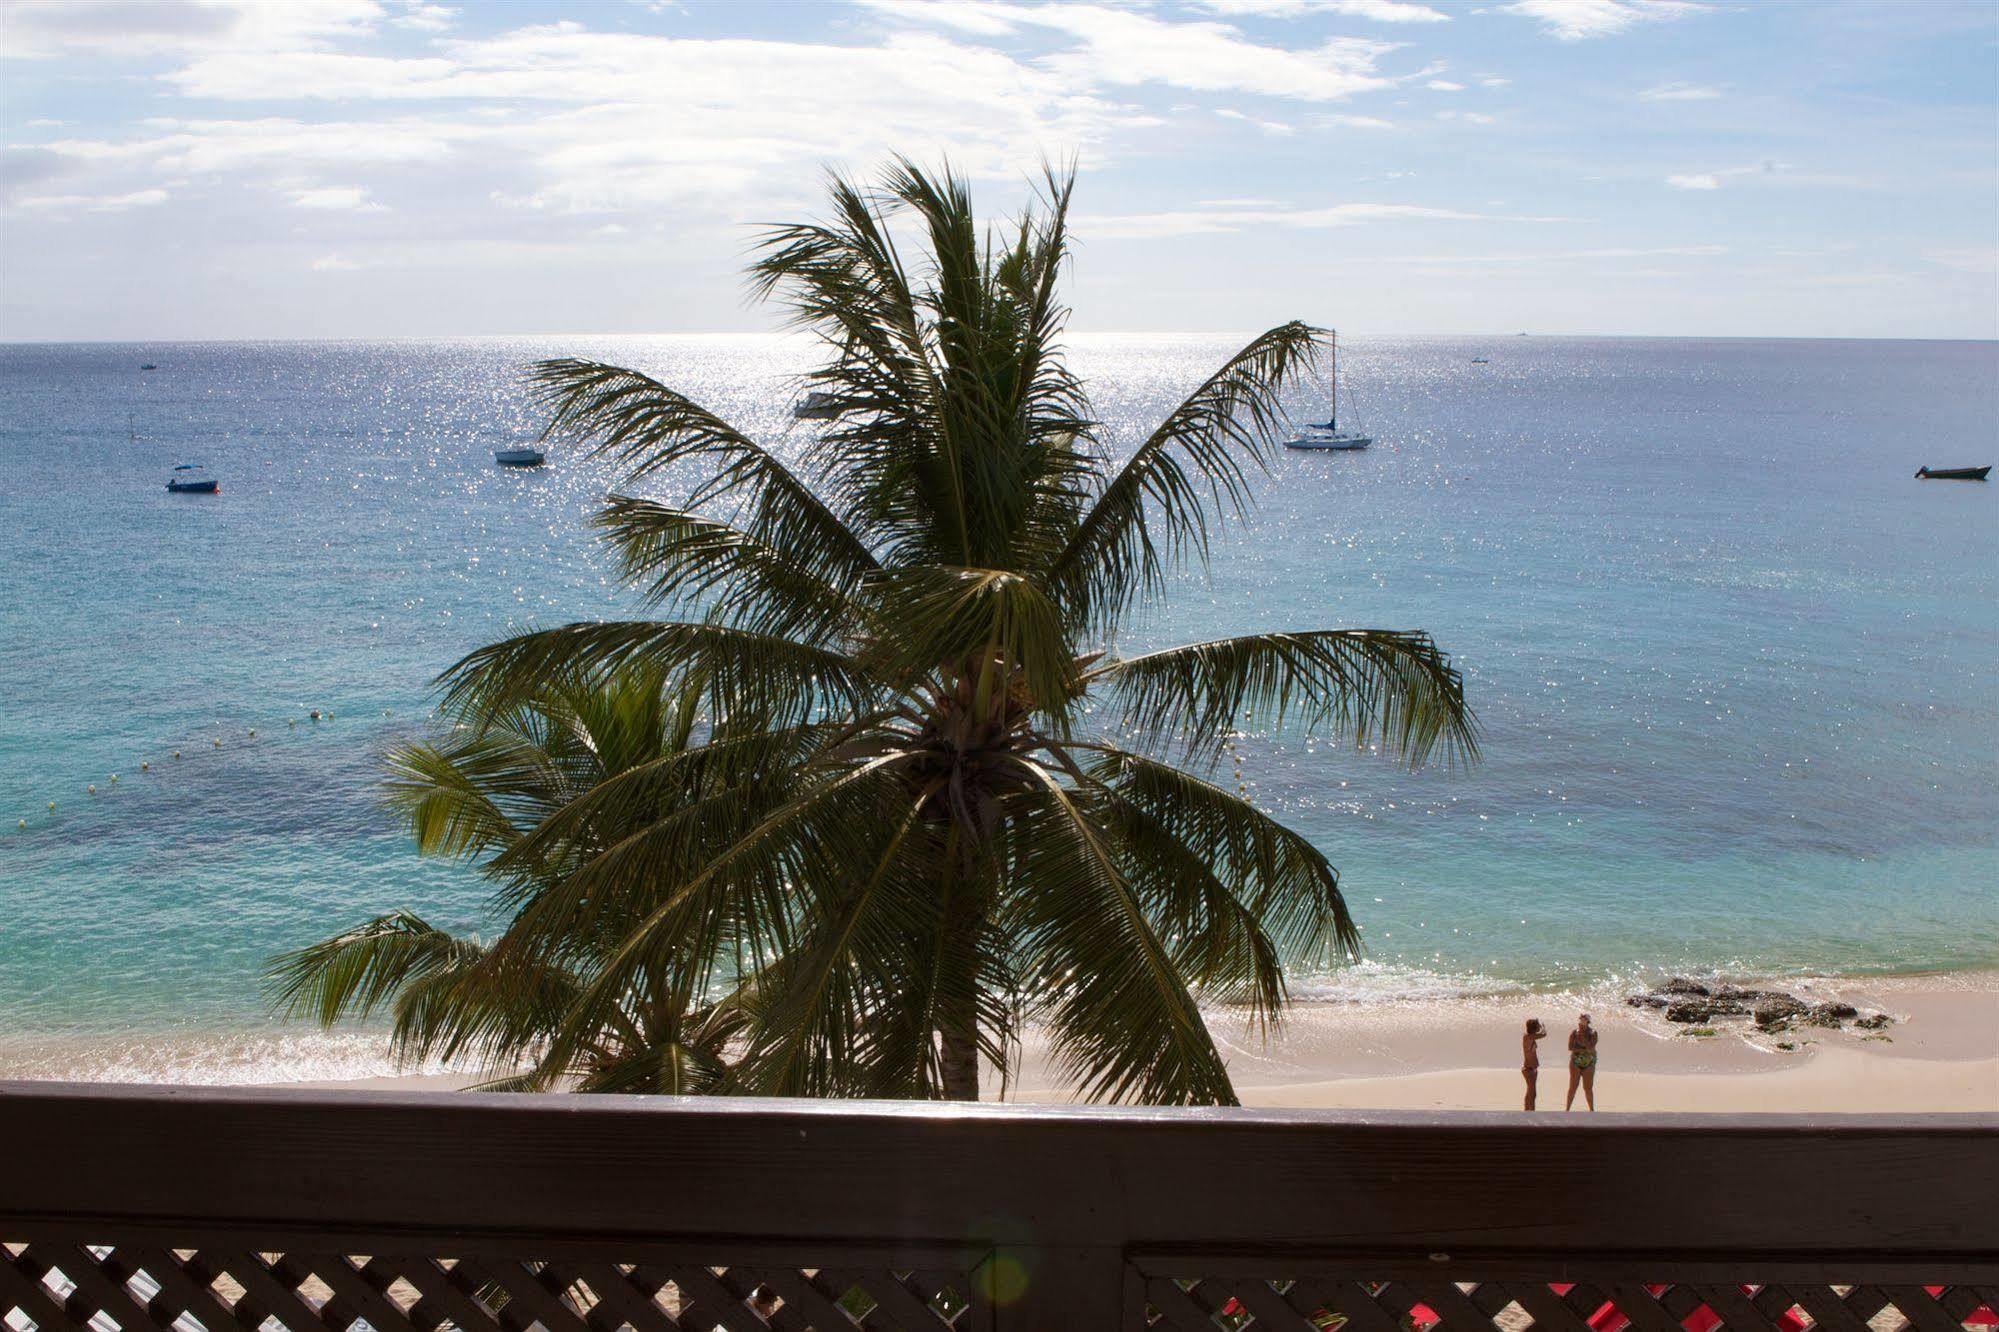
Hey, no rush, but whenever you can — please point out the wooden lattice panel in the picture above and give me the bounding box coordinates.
[1,1244,988,1332]
[1137,1279,1999,1332]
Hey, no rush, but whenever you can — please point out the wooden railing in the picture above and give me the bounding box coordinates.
[1,1082,1994,1331]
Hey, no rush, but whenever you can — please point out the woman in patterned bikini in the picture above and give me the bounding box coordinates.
[1565,1013,1599,1111]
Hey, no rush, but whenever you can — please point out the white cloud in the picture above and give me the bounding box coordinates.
[1665,161,1858,192]
[1500,0,1706,41]
[1310,113,1397,129]
[1925,248,1999,274]
[1191,0,1449,21]
[1438,110,1498,125]
[290,185,386,210]
[50,118,458,172]
[1477,75,1511,88]
[1216,108,1297,135]
[310,253,362,270]
[389,2,456,31]
[0,0,386,60]
[863,2,1405,101]
[16,188,171,212]
[854,0,1021,37]
[1426,79,1465,91]
[46,28,1144,216]
[1354,243,1727,266]
[1079,200,1569,239]
[1641,81,1722,101]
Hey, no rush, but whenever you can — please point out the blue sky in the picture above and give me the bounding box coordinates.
[2,0,1993,340]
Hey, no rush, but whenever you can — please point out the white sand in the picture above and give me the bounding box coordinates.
[1011,973,1999,1113]
[287,974,1999,1113]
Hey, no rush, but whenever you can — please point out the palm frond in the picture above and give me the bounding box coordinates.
[527,357,880,587]
[863,565,1080,714]
[1086,745,1359,965]
[437,620,879,726]
[594,494,860,645]
[264,910,484,1027]
[384,730,560,862]
[1047,322,1323,635]
[537,753,921,1079]
[1090,628,1478,768]
[386,942,581,1072]
[1002,766,1238,1105]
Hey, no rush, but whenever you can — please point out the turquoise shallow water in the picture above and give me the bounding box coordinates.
[1,334,1995,1081]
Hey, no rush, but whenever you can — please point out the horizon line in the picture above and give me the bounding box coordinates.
[4,331,1996,347]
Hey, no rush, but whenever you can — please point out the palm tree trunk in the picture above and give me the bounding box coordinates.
[940,1018,979,1100]
[937,850,983,1101]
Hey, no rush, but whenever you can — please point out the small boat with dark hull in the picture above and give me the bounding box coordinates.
[494,445,546,467]
[165,464,217,493]
[1915,466,1990,481]
[793,391,842,420]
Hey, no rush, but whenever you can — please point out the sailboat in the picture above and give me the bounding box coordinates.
[1283,330,1371,451]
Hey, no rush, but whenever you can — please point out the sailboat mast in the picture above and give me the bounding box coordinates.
[1328,330,1338,433]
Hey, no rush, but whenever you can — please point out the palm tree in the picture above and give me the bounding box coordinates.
[300,159,1475,1105]
[267,667,753,1093]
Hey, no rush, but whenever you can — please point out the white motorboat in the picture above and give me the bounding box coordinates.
[494,445,546,467]
[1283,329,1371,451]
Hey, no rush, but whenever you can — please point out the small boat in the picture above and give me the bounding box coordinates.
[1284,330,1371,451]
[1915,466,1991,481]
[793,391,842,420]
[494,445,546,467]
[165,464,217,493]
[140,364,158,371]
[1470,357,1490,364]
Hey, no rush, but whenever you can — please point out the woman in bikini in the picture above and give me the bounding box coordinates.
[1565,1013,1598,1111]
[1522,1018,1546,1110]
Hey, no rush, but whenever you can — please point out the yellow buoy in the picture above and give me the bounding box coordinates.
[110,774,119,782]
[213,738,221,748]
[174,751,181,759]
[141,761,149,771]
[88,784,96,794]
[248,728,256,737]
[19,819,26,828]
[48,801,56,811]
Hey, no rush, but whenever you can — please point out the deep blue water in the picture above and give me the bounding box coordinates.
[2,335,1994,1081]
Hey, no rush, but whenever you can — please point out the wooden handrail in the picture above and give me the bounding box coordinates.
[2,1081,1995,1331]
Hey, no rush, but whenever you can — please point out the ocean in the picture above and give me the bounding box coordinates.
[1,334,1994,1083]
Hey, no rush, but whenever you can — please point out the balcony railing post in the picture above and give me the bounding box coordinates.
[991,1243,1124,1331]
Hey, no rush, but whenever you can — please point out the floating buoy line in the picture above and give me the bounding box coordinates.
[11,706,392,832]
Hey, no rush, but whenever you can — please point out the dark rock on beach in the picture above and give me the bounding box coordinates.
[1753,996,1808,1030]
[1628,980,1884,1036]
[1665,997,1748,1023]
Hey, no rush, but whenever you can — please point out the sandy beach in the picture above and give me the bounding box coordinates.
[277,972,1999,1113]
